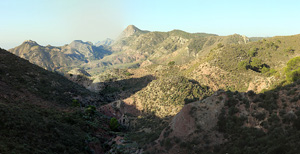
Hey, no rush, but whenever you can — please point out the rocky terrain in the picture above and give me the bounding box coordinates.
[3,25,300,154]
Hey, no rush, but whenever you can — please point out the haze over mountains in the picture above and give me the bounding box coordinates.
[9,25,251,75]
[2,25,300,153]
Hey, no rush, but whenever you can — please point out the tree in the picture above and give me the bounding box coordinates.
[247,47,258,57]
[250,58,262,68]
[285,57,300,82]
[238,60,249,70]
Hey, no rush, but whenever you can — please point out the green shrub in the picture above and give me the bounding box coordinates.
[109,117,120,131]
[123,71,132,76]
[261,66,270,74]
[238,60,249,70]
[71,99,80,107]
[217,43,224,48]
[168,61,175,66]
[84,105,96,118]
[264,68,277,76]
[285,56,300,82]
[247,48,258,57]
[250,58,263,68]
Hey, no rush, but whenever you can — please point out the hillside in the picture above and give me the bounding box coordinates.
[101,78,300,153]
[0,48,111,153]
[179,34,300,93]
[149,80,300,154]
[4,26,300,153]
[9,26,253,76]
[88,27,250,75]
[8,40,111,72]
[91,33,300,153]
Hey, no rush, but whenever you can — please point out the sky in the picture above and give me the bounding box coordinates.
[1,0,300,49]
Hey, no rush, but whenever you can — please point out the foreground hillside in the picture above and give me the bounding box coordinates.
[148,80,300,153]
[0,48,110,153]
[102,78,300,153]
[94,45,300,153]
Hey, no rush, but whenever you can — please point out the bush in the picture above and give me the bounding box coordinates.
[217,43,224,48]
[123,71,132,76]
[247,48,258,57]
[168,61,175,66]
[285,56,300,82]
[84,105,96,117]
[250,58,263,68]
[71,99,80,107]
[109,117,120,131]
[238,60,249,70]
[261,66,270,74]
[264,68,277,77]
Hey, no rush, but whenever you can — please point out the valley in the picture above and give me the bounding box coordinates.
[2,25,300,154]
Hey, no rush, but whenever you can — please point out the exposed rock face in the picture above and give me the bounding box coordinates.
[247,76,275,92]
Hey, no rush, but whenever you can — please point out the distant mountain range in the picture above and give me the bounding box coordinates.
[8,25,255,75]
[9,39,111,72]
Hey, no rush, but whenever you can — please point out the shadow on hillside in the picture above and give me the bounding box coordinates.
[99,75,156,102]
[98,99,172,153]
[116,79,300,153]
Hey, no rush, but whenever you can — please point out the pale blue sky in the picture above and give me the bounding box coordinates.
[1,0,300,49]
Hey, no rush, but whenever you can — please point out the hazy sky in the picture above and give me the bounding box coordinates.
[1,0,300,49]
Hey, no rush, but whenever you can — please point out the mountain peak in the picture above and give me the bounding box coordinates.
[126,25,139,30]
[23,40,38,46]
[120,25,142,38]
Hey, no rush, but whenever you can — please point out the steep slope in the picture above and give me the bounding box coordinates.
[0,48,110,153]
[148,80,300,154]
[8,40,111,72]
